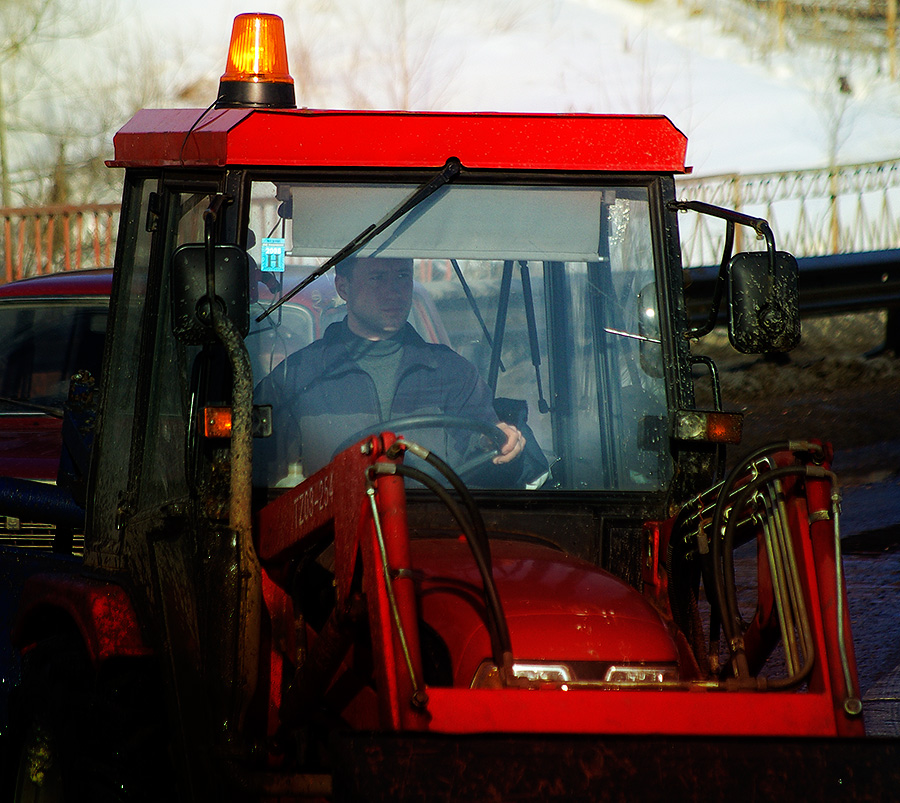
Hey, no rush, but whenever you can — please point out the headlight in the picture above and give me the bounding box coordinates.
[603,664,680,684]
[511,662,573,683]
[471,659,680,689]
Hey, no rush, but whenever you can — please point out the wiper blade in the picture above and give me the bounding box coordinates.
[0,395,64,418]
[256,156,462,322]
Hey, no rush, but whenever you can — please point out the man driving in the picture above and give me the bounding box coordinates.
[255,256,527,484]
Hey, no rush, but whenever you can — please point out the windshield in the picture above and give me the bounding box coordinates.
[248,180,671,493]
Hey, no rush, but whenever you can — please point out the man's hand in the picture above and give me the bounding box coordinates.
[493,422,526,464]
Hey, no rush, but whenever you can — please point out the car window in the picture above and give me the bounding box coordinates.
[0,300,108,412]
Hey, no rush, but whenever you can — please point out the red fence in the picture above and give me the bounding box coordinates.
[0,203,120,284]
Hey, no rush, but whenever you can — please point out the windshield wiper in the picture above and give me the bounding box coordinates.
[256,156,462,322]
[0,395,64,418]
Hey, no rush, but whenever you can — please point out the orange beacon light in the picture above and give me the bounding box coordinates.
[216,13,295,109]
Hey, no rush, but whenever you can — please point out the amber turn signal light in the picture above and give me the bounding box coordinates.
[203,407,233,438]
[673,410,743,445]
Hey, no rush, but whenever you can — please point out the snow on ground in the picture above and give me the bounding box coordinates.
[126,0,900,176]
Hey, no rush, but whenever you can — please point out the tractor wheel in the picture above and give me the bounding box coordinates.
[8,633,173,803]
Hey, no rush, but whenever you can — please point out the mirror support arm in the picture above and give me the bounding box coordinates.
[669,199,777,251]
[688,219,735,340]
[202,194,234,317]
[670,200,780,340]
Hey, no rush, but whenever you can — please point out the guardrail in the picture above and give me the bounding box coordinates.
[686,249,900,321]
[684,248,900,349]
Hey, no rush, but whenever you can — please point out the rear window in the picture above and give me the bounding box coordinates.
[0,300,108,411]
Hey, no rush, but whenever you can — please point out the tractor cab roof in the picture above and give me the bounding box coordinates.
[109,108,689,174]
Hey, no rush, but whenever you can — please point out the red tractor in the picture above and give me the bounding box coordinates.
[2,12,893,801]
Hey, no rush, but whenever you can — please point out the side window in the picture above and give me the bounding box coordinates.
[0,303,107,409]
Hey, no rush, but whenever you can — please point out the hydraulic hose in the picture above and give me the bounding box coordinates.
[757,480,816,689]
[831,490,863,713]
[210,302,261,734]
[370,460,512,669]
[383,437,513,669]
[707,442,822,664]
[392,439,494,574]
[719,466,814,687]
[720,464,820,683]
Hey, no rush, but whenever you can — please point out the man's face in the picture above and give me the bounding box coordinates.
[335,258,414,340]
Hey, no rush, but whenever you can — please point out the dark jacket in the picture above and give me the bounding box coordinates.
[254,320,501,484]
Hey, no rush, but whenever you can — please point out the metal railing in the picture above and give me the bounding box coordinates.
[676,158,900,266]
[0,203,120,283]
[3,157,900,280]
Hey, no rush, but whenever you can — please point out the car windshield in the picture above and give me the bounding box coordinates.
[248,179,671,493]
[0,299,107,413]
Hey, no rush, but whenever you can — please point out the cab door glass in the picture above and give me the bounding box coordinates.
[136,191,216,511]
[91,176,154,548]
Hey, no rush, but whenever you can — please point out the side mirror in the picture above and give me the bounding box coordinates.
[171,243,250,344]
[729,251,800,354]
[637,283,663,378]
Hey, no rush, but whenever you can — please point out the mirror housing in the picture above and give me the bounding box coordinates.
[728,251,800,354]
[171,243,250,344]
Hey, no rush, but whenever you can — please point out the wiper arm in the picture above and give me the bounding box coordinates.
[0,395,64,418]
[256,156,462,322]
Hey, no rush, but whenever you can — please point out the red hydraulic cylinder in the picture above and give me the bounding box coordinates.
[362,450,429,731]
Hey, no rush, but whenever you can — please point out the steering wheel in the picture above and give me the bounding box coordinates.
[332,414,508,481]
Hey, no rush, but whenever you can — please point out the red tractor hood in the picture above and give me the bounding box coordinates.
[410,538,678,687]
